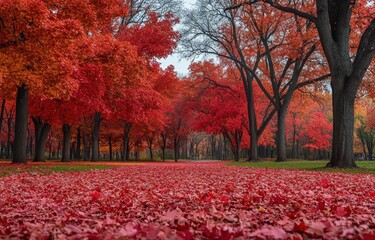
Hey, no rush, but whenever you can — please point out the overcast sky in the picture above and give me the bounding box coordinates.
[159,0,197,77]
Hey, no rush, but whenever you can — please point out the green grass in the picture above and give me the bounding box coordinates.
[229,160,375,174]
[0,164,115,177]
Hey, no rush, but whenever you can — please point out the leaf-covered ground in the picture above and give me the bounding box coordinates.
[0,162,374,239]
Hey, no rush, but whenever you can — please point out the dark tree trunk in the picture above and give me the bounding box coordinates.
[6,118,12,159]
[61,124,71,162]
[109,136,113,161]
[91,112,101,162]
[75,127,81,160]
[57,141,61,159]
[27,133,33,157]
[367,140,373,161]
[0,142,4,158]
[211,135,216,160]
[275,109,287,162]
[70,142,75,160]
[161,132,167,162]
[162,147,165,162]
[189,142,194,159]
[296,140,300,159]
[33,117,51,162]
[13,84,29,163]
[360,136,367,160]
[174,136,179,162]
[123,123,131,161]
[327,85,357,168]
[225,131,242,162]
[48,141,52,160]
[149,144,153,160]
[235,131,242,162]
[292,123,297,159]
[246,86,259,162]
[368,147,373,161]
[223,135,227,160]
[147,137,153,160]
[0,99,5,140]
[123,134,128,161]
[83,134,89,160]
[82,134,87,160]
[195,143,198,160]
[120,147,123,160]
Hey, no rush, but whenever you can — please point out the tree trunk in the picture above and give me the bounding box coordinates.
[0,142,4,158]
[235,131,241,162]
[48,141,52,160]
[148,137,154,160]
[57,141,61,159]
[149,145,153,160]
[359,136,367,160]
[174,136,178,162]
[194,143,199,160]
[70,142,75,160]
[225,131,242,162]
[292,122,297,159]
[211,135,216,160]
[367,140,373,161]
[61,124,71,162]
[223,135,227,160]
[6,118,12,159]
[27,133,33,157]
[0,99,6,141]
[75,127,81,160]
[246,87,259,161]
[275,109,287,162]
[161,133,167,162]
[91,112,101,162]
[33,118,51,162]
[13,84,29,163]
[109,136,113,161]
[296,140,300,159]
[162,147,165,162]
[123,123,131,161]
[123,134,128,161]
[327,84,357,168]
[83,134,89,160]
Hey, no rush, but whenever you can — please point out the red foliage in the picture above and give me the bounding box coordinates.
[0,162,374,239]
[117,12,180,60]
[301,112,333,151]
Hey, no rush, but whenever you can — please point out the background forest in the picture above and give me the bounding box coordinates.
[0,1,375,239]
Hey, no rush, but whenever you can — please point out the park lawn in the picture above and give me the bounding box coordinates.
[1,162,375,239]
[0,161,142,177]
[229,160,375,174]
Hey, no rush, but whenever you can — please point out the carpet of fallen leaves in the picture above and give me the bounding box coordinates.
[0,162,375,239]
